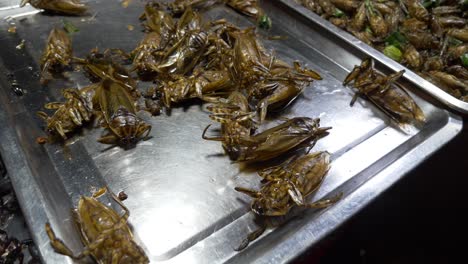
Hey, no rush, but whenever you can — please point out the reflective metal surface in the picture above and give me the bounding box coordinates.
[0,0,462,263]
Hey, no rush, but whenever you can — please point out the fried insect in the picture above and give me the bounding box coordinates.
[140,2,175,39]
[40,28,72,85]
[228,29,322,121]
[157,30,209,74]
[168,0,264,18]
[252,61,322,122]
[234,151,342,250]
[45,187,149,264]
[365,0,388,38]
[131,32,164,77]
[203,117,331,162]
[169,0,222,14]
[161,69,234,107]
[37,88,93,139]
[226,0,263,18]
[204,91,257,144]
[20,0,88,15]
[95,79,151,148]
[298,0,468,101]
[344,58,425,127]
[76,49,138,95]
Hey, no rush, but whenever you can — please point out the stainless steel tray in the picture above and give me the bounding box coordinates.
[288,0,468,115]
[0,0,462,263]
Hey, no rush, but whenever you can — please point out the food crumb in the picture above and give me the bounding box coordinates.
[121,0,132,8]
[127,24,134,31]
[118,191,128,201]
[8,26,16,33]
[36,137,48,145]
[15,39,25,50]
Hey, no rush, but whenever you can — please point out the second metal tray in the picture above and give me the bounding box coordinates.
[287,0,468,114]
[0,0,462,263]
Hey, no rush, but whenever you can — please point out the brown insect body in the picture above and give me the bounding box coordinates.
[21,0,88,15]
[40,28,72,85]
[78,50,138,96]
[226,0,263,18]
[344,58,425,127]
[204,116,331,162]
[236,151,337,216]
[95,80,151,148]
[132,32,164,77]
[170,0,223,14]
[161,69,234,107]
[205,91,257,142]
[234,151,342,250]
[37,89,92,139]
[45,188,149,264]
[141,2,175,39]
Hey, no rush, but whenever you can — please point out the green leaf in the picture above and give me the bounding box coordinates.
[461,53,468,68]
[365,25,373,34]
[257,15,272,30]
[365,0,374,15]
[385,31,407,49]
[460,0,468,10]
[421,0,440,8]
[384,45,403,62]
[334,8,345,18]
[62,19,79,34]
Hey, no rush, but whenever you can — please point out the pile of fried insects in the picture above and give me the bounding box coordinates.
[0,160,41,264]
[298,0,468,101]
[17,0,425,263]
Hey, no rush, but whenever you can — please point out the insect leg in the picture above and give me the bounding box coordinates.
[350,92,360,106]
[201,124,224,141]
[234,187,261,198]
[111,250,122,264]
[45,223,93,259]
[235,224,267,251]
[36,111,49,120]
[98,134,118,145]
[44,102,63,110]
[303,193,343,209]
[286,181,306,206]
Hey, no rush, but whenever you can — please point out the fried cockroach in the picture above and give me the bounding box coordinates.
[344,58,425,127]
[140,2,175,42]
[204,117,331,162]
[254,61,322,122]
[226,0,263,18]
[95,79,151,148]
[365,0,388,38]
[234,151,342,250]
[131,32,164,77]
[20,0,88,15]
[37,88,93,139]
[76,50,138,95]
[169,0,222,14]
[40,28,72,85]
[45,187,149,264]
[157,31,209,74]
[161,69,234,107]
[405,0,429,22]
[204,91,257,142]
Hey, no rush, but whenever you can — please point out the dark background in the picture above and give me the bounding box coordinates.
[294,117,468,264]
